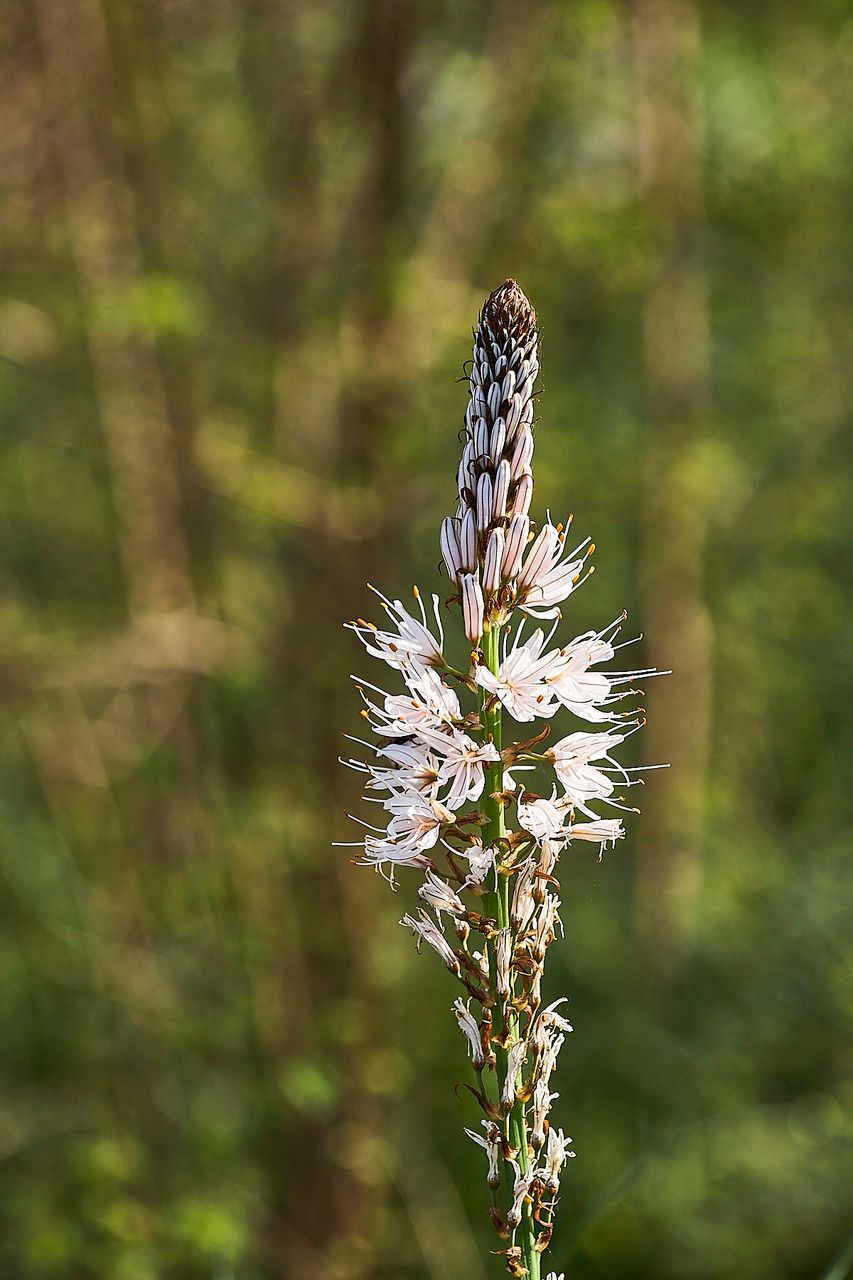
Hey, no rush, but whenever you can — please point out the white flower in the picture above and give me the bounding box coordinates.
[546,660,616,722]
[453,997,486,1070]
[517,522,592,620]
[384,794,455,851]
[409,670,462,723]
[347,586,444,674]
[517,790,571,844]
[369,741,440,795]
[516,794,623,855]
[544,618,657,723]
[474,626,563,722]
[419,870,466,920]
[465,1120,502,1189]
[338,735,438,798]
[341,280,668,1273]
[400,910,459,972]
[357,837,432,882]
[345,586,445,675]
[364,667,460,738]
[547,730,627,805]
[414,723,499,811]
[567,818,624,852]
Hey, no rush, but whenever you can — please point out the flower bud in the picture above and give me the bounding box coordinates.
[461,573,484,645]
[440,517,464,581]
[513,471,533,516]
[483,528,505,594]
[459,509,477,571]
[502,514,529,580]
[476,472,493,532]
[492,459,511,520]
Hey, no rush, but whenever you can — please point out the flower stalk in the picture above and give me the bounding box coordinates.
[341,280,666,1276]
[482,620,540,1279]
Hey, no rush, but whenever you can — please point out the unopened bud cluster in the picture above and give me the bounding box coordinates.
[440,282,595,641]
[342,281,665,1276]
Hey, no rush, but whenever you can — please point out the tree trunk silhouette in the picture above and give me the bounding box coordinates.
[633,0,713,972]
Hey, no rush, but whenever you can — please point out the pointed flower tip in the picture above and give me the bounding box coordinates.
[482,279,538,338]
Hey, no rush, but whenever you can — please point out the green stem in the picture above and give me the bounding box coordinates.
[480,623,540,1280]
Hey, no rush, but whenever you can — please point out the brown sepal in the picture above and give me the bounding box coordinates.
[488,1207,510,1239]
[496,1244,526,1277]
[534,1224,554,1252]
[454,1081,504,1123]
[502,724,551,766]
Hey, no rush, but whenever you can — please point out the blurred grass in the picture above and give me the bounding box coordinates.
[0,0,851,1277]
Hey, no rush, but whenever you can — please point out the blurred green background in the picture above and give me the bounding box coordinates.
[1,0,851,1277]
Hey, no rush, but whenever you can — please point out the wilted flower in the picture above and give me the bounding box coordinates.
[400,910,459,972]
[465,1120,502,1189]
[539,1127,575,1191]
[454,997,486,1070]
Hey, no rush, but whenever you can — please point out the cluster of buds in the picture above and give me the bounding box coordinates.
[341,282,665,1277]
[440,283,596,642]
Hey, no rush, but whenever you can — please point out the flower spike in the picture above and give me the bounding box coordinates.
[341,279,667,1276]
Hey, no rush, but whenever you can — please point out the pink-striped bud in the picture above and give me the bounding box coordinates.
[492,460,511,520]
[440,517,464,580]
[513,471,533,516]
[483,528,505,594]
[459,509,477,571]
[460,574,484,645]
[502,514,529,580]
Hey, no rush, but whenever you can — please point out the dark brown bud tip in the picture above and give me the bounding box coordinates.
[482,279,537,340]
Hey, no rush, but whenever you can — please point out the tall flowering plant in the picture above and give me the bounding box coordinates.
[341,281,664,1278]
